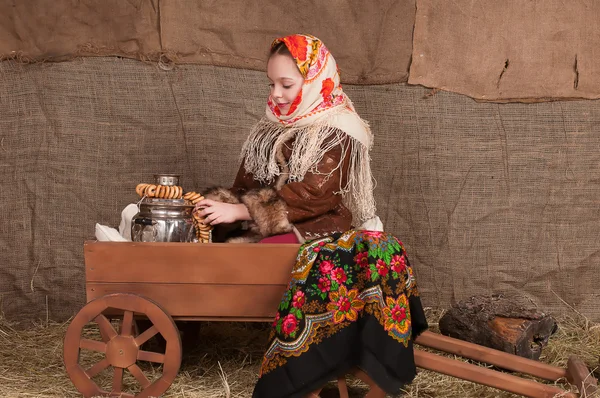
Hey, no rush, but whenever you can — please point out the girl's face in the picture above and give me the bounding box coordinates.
[267,54,304,115]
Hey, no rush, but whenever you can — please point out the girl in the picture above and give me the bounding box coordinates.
[196,34,427,398]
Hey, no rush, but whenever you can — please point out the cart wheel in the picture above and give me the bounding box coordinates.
[64,293,182,398]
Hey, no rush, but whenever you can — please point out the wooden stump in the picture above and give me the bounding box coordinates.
[439,295,558,360]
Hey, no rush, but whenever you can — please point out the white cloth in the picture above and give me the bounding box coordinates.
[95,223,128,242]
[95,203,138,242]
[118,203,139,240]
[356,216,384,232]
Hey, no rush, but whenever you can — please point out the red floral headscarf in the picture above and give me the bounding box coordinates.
[266,34,351,127]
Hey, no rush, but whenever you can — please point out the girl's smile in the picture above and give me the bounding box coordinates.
[267,53,304,115]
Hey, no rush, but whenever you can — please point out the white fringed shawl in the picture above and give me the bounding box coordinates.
[240,104,377,226]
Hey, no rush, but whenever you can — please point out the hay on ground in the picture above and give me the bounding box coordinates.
[0,309,597,397]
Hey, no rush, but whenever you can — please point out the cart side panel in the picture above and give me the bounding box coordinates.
[83,241,300,319]
[86,283,287,318]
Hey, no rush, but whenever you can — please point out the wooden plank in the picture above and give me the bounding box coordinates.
[414,349,576,398]
[415,331,567,381]
[566,356,598,396]
[105,313,274,323]
[87,283,287,318]
[170,316,273,322]
[84,241,300,285]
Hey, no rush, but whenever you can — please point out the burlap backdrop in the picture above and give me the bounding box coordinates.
[4,0,600,101]
[1,58,599,324]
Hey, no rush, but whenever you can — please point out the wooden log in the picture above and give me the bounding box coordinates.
[439,295,557,360]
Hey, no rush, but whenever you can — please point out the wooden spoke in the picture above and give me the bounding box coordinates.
[128,363,151,388]
[138,350,165,363]
[79,338,107,353]
[111,367,124,393]
[338,377,349,398]
[86,358,110,378]
[120,311,134,337]
[134,325,159,346]
[94,314,118,341]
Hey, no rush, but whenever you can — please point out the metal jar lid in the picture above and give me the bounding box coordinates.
[154,174,180,186]
[139,198,193,209]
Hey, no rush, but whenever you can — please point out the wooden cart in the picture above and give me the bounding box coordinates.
[64,241,598,398]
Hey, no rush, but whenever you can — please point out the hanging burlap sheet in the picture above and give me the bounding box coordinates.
[0,0,415,85]
[409,0,600,101]
[1,58,599,324]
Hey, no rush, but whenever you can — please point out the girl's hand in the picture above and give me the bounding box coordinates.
[194,199,251,225]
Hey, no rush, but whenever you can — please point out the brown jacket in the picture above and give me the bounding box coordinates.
[206,130,353,242]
